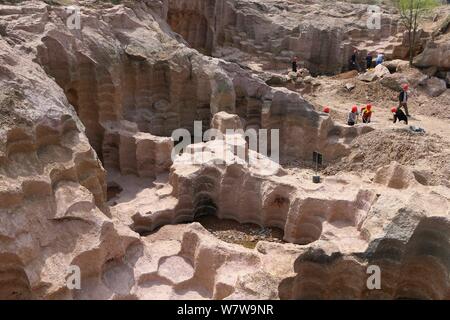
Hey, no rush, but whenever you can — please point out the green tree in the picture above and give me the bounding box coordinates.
[396,0,440,66]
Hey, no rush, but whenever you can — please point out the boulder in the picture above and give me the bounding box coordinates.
[414,41,450,70]
[303,75,313,84]
[423,77,447,97]
[265,74,288,86]
[382,59,410,73]
[380,68,428,91]
[297,68,311,78]
[373,64,391,78]
[345,83,356,91]
[422,66,438,77]
[437,71,450,87]
[380,74,403,91]
[288,71,298,80]
[211,111,243,134]
[358,71,378,82]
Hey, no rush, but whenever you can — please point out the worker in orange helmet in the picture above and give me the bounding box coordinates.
[361,104,373,123]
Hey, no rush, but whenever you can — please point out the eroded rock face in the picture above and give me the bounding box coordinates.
[0,0,359,170]
[280,179,450,300]
[1,0,449,301]
[163,0,421,75]
[0,37,138,300]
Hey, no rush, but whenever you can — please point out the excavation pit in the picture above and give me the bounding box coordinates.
[194,215,285,249]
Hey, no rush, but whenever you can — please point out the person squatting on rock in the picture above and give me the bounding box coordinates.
[392,107,408,125]
[292,56,298,73]
[347,106,359,126]
[361,104,373,123]
[399,83,410,117]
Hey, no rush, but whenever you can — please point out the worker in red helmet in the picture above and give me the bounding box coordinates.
[399,83,410,117]
[362,104,373,123]
[347,105,359,126]
[392,107,408,125]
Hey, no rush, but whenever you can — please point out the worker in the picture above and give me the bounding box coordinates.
[292,56,298,73]
[361,104,373,123]
[350,49,359,71]
[347,106,359,126]
[376,53,384,66]
[398,83,410,117]
[392,107,408,125]
[366,52,373,70]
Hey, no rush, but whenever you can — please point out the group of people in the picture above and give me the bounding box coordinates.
[290,56,412,126]
[293,50,384,75]
[293,49,385,74]
[346,104,373,125]
[351,49,384,71]
[323,83,411,126]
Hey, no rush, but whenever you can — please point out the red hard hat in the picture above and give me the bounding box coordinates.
[402,83,409,90]
[391,107,397,113]
[352,106,358,113]
[366,104,372,110]
[323,107,331,113]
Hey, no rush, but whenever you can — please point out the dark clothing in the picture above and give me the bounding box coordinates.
[399,91,410,116]
[292,61,298,73]
[398,102,410,117]
[362,109,372,123]
[347,111,358,126]
[366,55,372,69]
[394,109,408,124]
[399,102,409,117]
[399,91,408,103]
[350,53,359,71]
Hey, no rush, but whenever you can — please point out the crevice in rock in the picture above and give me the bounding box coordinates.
[168,9,214,56]
[107,182,123,202]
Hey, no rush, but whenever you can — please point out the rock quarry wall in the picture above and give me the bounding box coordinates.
[0,0,449,300]
[163,0,424,75]
[0,0,361,299]
[1,0,361,173]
